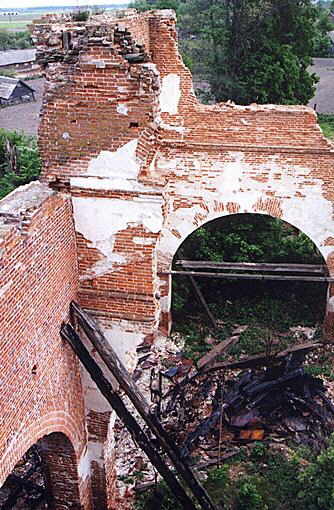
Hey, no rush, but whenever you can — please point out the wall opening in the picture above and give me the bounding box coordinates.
[171,213,328,359]
[0,433,81,510]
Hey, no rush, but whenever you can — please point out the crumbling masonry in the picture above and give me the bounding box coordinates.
[1,8,334,509]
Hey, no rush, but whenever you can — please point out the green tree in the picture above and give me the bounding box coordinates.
[131,0,319,105]
[0,130,41,200]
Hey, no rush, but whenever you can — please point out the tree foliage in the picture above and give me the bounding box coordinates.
[0,31,32,51]
[131,0,326,105]
[0,130,41,200]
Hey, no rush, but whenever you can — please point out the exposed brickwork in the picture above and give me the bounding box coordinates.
[0,183,90,508]
[1,9,333,510]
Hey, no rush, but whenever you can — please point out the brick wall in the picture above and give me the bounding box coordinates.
[23,10,334,506]
[0,182,90,508]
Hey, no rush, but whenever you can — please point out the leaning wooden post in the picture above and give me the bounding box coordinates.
[69,301,217,510]
[60,323,197,510]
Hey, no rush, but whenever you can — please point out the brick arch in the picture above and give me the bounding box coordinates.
[38,432,82,510]
[156,207,331,336]
[0,411,91,509]
[157,199,334,274]
[0,426,87,510]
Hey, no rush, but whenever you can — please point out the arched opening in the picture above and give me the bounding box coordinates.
[0,433,81,510]
[171,213,329,359]
[138,213,334,509]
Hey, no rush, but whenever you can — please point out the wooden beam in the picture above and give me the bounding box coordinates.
[197,335,240,370]
[204,342,322,373]
[176,260,327,274]
[69,302,217,510]
[167,270,334,282]
[188,275,217,329]
[60,323,197,510]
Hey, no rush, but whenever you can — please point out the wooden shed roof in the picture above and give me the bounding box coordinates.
[0,76,35,100]
[0,49,36,67]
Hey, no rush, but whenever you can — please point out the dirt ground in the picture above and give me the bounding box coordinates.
[0,78,44,136]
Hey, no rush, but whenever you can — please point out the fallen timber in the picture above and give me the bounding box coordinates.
[156,340,334,460]
[63,301,217,510]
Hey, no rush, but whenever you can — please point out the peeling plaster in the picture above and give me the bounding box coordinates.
[104,323,145,373]
[116,103,128,115]
[159,73,181,115]
[133,236,156,245]
[72,194,163,279]
[70,139,162,193]
[157,152,334,268]
[327,296,334,313]
[84,139,139,179]
[0,280,13,298]
[78,441,104,481]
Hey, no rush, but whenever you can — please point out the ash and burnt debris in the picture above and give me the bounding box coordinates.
[148,336,334,464]
[0,447,47,510]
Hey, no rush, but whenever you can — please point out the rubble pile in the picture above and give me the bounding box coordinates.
[152,338,334,464]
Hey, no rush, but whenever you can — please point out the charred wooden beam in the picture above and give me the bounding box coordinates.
[60,322,197,510]
[188,274,217,329]
[176,260,327,274]
[168,270,334,283]
[197,335,240,370]
[205,342,322,373]
[68,303,217,510]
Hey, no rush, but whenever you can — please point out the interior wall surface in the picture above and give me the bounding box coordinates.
[0,182,91,508]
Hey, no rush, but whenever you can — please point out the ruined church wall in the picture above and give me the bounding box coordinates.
[0,183,90,508]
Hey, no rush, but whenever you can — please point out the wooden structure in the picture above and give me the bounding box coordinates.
[171,260,333,329]
[0,76,35,106]
[61,302,218,510]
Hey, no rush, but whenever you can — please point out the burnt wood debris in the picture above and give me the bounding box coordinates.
[0,447,47,510]
[62,302,334,510]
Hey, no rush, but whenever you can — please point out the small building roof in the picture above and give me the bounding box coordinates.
[0,49,36,67]
[0,76,35,100]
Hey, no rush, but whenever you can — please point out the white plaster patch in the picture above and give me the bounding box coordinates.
[327,296,334,313]
[86,139,139,179]
[78,447,90,481]
[0,280,13,298]
[159,73,181,115]
[116,103,128,116]
[159,121,187,134]
[104,323,144,373]
[72,195,163,279]
[133,236,156,245]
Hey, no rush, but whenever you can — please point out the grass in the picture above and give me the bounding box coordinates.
[135,438,334,509]
[318,114,334,141]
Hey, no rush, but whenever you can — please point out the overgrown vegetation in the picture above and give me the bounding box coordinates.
[135,436,334,509]
[0,130,41,200]
[0,30,32,50]
[130,0,334,105]
[318,113,334,140]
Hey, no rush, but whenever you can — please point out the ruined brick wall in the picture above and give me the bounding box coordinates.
[34,9,334,340]
[0,182,90,508]
[5,9,330,508]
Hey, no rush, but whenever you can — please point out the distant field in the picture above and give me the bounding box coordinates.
[0,13,38,31]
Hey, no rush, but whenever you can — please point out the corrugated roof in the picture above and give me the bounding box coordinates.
[0,49,36,67]
[0,76,34,100]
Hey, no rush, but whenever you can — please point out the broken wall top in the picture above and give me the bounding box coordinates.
[33,9,333,184]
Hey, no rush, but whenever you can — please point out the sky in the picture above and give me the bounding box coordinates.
[1,0,128,8]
